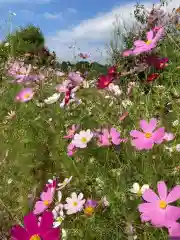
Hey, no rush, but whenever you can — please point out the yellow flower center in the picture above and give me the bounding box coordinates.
[81,137,87,143]
[146,40,152,45]
[84,206,94,216]
[145,132,152,138]
[43,200,49,206]
[29,234,41,240]
[159,200,167,209]
[137,190,142,196]
[24,93,31,99]
[73,201,78,206]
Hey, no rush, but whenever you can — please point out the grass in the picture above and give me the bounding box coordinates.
[0,15,180,240]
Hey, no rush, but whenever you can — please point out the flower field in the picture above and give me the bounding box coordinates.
[0,2,180,240]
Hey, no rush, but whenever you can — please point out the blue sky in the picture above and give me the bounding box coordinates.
[0,0,178,63]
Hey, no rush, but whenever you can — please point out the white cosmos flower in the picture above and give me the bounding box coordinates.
[130,183,149,196]
[57,176,72,190]
[102,196,110,207]
[64,192,85,215]
[53,191,65,227]
[72,129,93,148]
[172,120,179,127]
[5,110,16,120]
[44,93,61,104]
[176,144,180,152]
[122,100,133,108]
[108,83,122,96]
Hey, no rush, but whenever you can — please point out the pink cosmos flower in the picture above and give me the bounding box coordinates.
[8,62,32,82]
[163,132,174,142]
[123,27,164,56]
[130,118,165,150]
[33,187,55,215]
[11,211,60,240]
[68,72,84,85]
[64,125,79,139]
[122,50,133,57]
[98,128,127,146]
[56,80,70,93]
[15,88,34,102]
[138,181,180,227]
[67,142,77,156]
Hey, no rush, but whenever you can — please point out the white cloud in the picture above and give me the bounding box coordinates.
[46,0,180,64]
[67,8,77,14]
[44,12,63,20]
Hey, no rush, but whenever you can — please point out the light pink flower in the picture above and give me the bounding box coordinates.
[122,50,133,57]
[123,28,164,56]
[8,62,32,82]
[15,88,34,102]
[130,118,165,150]
[33,187,55,215]
[64,192,85,215]
[68,72,84,85]
[138,181,180,227]
[67,143,77,156]
[98,128,127,146]
[163,132,174,142]
[56,81,70,93]
[64,125,79,139]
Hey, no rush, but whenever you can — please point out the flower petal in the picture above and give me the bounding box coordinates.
[147,30,154,41]
[134,40,146,47]
[142,189,159,202]
[24,213,39,235]
[141,184,150,194]
[166,206,180,222]
[140,119,157,133]
[71,192,77,200]
[11,225,29,240]
[33,201,47,215]
[157,181,167,200]
[130,130,144,138]
[78,193,84,200]
[152,128,165,144]
[166,186,180,203]
[131,183,140,193]
[138,202,155,213]
[43,228,61,240]
[39,211,53,233]
[132,138,154,150]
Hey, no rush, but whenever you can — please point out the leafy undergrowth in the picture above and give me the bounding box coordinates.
[0,3,180,240]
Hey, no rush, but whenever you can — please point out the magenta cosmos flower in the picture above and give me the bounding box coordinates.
[11,211,61,240]
[123,27,164,56]
[130,118,165,150]
[138,181,180,228]
[15,88,34,102]
[98,128,127,146]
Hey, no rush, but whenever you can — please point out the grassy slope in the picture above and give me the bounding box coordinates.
[0,35,180,239]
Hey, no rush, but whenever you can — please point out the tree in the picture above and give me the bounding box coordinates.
[6,25,45,57]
